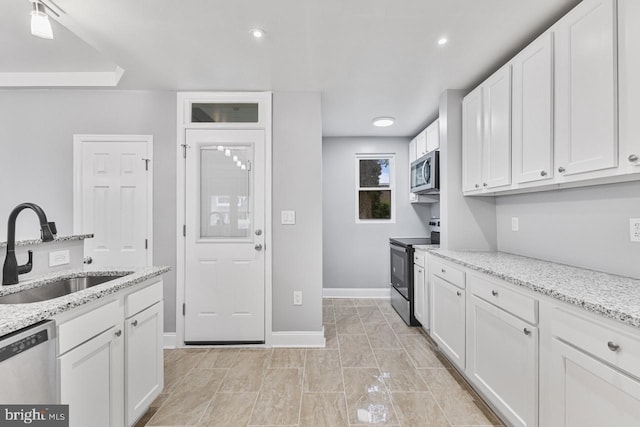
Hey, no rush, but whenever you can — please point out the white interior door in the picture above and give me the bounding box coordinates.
[74,135,152,267]
[184,129,265,343]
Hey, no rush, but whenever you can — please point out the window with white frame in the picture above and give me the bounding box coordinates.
[356,154,395,222]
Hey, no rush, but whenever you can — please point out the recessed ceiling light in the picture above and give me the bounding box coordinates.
[373,117,395,127]
[437,37,448,46]
[250,28,265,39]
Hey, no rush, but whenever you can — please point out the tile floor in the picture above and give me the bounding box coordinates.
[136,298,504,427]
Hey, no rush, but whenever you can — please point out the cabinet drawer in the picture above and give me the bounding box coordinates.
[552,308,640,380]
[470,274,538,324]
[58,300,120,355]
[126,280,163,318]
[431,258,465,289]
[414,251,426,268]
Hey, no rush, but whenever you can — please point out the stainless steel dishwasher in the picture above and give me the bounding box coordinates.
[0,320,57,403]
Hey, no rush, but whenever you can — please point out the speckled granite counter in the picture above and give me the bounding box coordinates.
[0,265,170,336]
[429,249,640,329]
[0,234,94,248]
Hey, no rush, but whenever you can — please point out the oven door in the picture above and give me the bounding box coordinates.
[390,242,409,300]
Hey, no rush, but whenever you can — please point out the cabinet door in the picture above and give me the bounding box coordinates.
[426,120,440,153]
[409,137,417,163]
[554,0,617,177]
[416,130,428,158]
[468,296,538,427]
[126,302,164,426]
[431,276,465,369]
[462,86,484,193]
[483,64,512,189]
[549,337,640,427]
[512,32,554,184]
[618,0,640,172]
[413,264,425,326]
[59,325,124,427]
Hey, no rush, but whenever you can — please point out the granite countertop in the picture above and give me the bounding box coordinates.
[414,244,440,251]
[0,265,170,336]
[0,234,94,248]
[429,249,640,329]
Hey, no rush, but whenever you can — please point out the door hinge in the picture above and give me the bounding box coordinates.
[182,303,186,316]
[247,160,252,171]
[181,144,189,158]
[145,238,148,250]
[183,224,186,237]
[142,158,150,171]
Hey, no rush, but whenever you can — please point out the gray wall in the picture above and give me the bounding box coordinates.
[438,90,497,251]
[323,137,431,289]
[0,89,178,331]
[496,181,640,279]
[272,92,323,332]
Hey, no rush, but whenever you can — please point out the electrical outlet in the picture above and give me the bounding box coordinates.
[630,218,640,242]
[293,291,302,306]
[49,250,70,267]
[511,217,519,232]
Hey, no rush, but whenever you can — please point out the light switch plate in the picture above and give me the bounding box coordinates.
[281,210,296,225]
[49,250,70,267]
[631,218,640,242]
[511,217,519,232]
[293,291,302,305]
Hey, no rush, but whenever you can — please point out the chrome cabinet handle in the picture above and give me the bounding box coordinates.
[132,320,138,327]
[115,330,122,337]
[491,290,498,297]
[540,171,547,177]
[456,291,462,297]
[607,341,620,352]
[629,154,639,162]
[83,256,93,265]
[483,182,488,187]
[441,268,446,273]
[523,328,531,336]
[475,184,479,189]
[255,244,263,251]
[558,166,566,173]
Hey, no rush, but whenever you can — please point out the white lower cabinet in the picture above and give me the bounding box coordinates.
[413,263,426,327]
[57,278,164,427]
[126,301,164,426]
[548,308,640,427]
[59,324,124,427]
[430,275,465,369]
[468,295,538,427]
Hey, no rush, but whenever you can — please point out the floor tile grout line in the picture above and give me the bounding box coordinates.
[245,349,273,426]
[296,350,308,426]
[192,356,233,426]
[335,314,354,427]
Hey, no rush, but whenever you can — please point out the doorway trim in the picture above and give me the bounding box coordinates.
[175,92,273,348]
[72,134,154,266]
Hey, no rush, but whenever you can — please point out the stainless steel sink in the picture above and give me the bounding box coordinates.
[0,274,130,304]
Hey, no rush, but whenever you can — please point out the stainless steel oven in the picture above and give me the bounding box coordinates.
[410,151,439,194]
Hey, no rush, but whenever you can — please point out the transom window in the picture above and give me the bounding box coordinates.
[356,154,395,222]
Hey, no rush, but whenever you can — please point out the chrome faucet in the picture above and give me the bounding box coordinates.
[2,203,56,285]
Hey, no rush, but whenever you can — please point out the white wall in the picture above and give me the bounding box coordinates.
[496,181,640,279]
[438,90,497,251]
[0,89,178,332]
[272,92,323,332]
[323,137,431,289]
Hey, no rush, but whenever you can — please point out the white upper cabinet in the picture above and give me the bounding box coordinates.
[482,64,512,189]
[426,119,440,153]
[462,65,512,194]
[618,0,640,172]
[462,86,484,193]
[409,137,417,163]
[416,130,428,158]
[554,0,617,178]
[512,32,554,185]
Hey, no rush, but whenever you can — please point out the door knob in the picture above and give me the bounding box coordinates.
[255,244,263,251]
[255,229,263,236]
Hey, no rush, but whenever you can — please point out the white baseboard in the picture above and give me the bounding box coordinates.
[271,327,326,348]
[323,287,390,299]
[163,333,177,349]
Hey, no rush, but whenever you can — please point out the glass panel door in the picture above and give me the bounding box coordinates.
[200,144,252,239]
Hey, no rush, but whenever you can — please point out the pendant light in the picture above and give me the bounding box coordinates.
[31,1,53,40]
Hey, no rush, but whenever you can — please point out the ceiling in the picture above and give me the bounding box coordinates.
[2,0,581,136]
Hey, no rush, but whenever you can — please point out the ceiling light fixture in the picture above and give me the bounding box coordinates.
[437,37,448,46]
[30,1,53,40]
[250,28,265,39]
[372,117,395,127]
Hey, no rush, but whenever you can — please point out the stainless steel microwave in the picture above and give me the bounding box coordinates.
[410,151,439,194]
